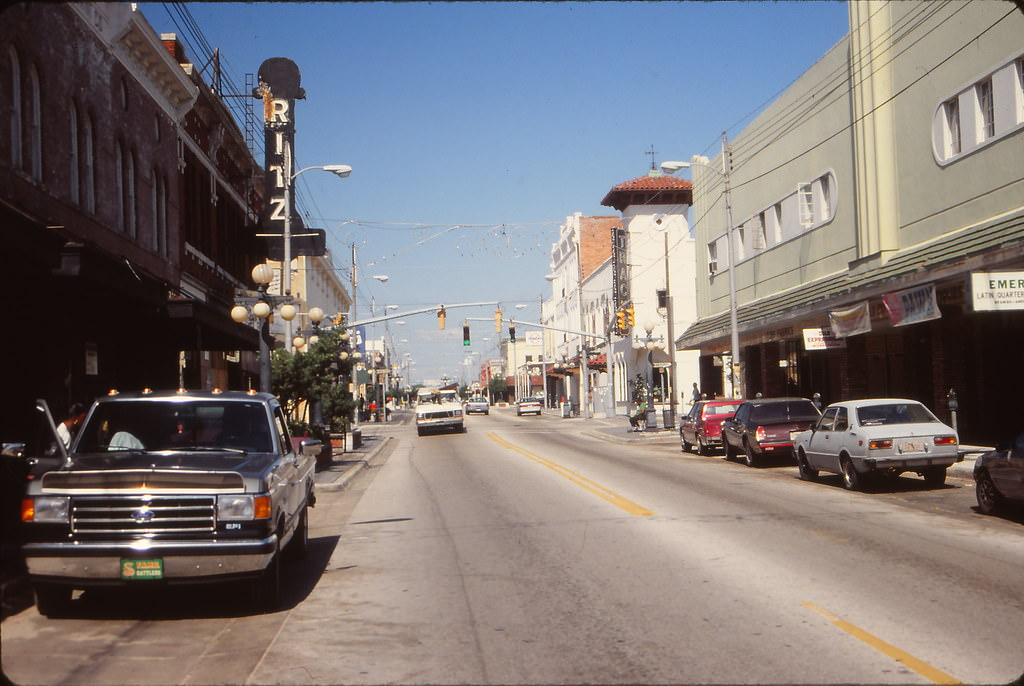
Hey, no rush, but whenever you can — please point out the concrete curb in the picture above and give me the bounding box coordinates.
[315,435,392,493]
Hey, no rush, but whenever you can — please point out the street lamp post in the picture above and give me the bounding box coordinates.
[230,263,297,393]
[638,321,662,432]
[279,146,351,348]
[661,133,742,398]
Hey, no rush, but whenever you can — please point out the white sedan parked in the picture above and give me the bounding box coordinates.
[793,398,960,490]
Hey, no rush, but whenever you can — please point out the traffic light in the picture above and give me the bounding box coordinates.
[625,305,635,328]
[509,325,516,343]
[463,323,471,346]
[494,308,503,333]
[616,309,626,333]
[437,306,446,330]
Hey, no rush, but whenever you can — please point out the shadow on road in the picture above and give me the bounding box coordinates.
[10,534,341,621]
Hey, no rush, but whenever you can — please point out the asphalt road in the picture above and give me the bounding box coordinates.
[3,409,1022,685]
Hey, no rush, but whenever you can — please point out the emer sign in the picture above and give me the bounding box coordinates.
[971,271,1024,311]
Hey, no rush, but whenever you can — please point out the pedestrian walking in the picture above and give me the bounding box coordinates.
[690,382,701,406]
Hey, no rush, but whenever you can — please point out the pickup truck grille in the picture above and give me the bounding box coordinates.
[70,495,216,537]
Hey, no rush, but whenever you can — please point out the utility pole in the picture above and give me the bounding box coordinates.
[723,131,742,398]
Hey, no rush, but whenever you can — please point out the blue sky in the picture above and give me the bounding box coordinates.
[150,1,850,384]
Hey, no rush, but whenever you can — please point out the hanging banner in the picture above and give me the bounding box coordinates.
[971,271,1024,311]
[828,302,871,337]
[882,283,941,327]
[803,327,846,350]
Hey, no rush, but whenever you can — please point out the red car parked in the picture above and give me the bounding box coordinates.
[679,400,743,455]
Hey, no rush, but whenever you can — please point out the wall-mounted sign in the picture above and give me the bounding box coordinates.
[828,301,871,337]
[882,283,941,327]
[525,331,543,346]
[971,271,1024,311]
[803,327,846,350]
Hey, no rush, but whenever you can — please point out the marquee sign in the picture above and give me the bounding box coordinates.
[612,227,629,309]
[254,58,325,264]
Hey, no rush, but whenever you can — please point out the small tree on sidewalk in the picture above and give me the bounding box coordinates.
[271,328,355,438]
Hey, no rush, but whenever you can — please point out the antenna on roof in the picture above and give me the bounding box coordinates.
[645,144,661,175]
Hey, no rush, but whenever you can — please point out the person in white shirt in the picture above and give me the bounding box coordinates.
[57,403,87,448]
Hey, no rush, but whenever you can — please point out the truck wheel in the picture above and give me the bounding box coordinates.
[285,506,308,560]
[34,584,72,617]
[254,546,281,613]
[696,436,709,456]
[681,434,692,453]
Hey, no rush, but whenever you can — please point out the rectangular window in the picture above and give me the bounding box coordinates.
[977,79,994,140]
[707,241,718,275]
[797,182,814,228]
[1017,58,1024,124]
[817,174,832,220]
[752,214,767,251]
[944,97,961,155]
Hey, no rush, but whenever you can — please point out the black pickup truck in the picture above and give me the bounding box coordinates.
[11,390,319,616]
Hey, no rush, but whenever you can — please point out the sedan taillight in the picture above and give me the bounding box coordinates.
[934,436,957,445]
[869,439,893,450]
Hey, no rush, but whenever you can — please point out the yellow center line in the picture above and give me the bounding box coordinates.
[487,432,655,517]
[802,602,963,685]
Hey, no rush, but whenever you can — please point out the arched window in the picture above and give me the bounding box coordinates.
[28,63,42,180]
[82,112,95,213]
[9,46,21,168]
[126,147,137,238]
[151,167,168,255]
[115,140,124,231]
[69,102,80,204]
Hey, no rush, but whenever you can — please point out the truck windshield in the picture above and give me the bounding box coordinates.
[76,401,273,453]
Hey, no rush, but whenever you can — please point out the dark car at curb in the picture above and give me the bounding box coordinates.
[722,397,821,467]
[680,400,743,455]
[13,391,319,617]
[974,431,1024,515]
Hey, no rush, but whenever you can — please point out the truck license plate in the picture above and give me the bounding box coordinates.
[121,558,164,580]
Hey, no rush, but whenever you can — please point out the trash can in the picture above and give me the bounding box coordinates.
[561,402,571,418]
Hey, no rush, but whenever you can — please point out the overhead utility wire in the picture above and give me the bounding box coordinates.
[731,6,1016,193]
[729,0,951,168]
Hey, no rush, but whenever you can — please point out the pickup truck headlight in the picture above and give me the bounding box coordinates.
[217,494,271,521]
[23,496,70,523]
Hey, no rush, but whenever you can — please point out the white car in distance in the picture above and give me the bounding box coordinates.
[794,398,960,490]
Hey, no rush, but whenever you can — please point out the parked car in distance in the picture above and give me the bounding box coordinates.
[794,398,960,490]
[722,397,821,467]
[516,397,542,416]
[680,400,743,455]
[974,431,1024,514]
[465,397,490,415]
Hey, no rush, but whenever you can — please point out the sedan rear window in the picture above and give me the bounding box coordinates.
[749,401,820,423]
[856,403,938,426]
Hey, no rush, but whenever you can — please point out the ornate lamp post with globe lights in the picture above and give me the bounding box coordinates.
[231,263,297,394]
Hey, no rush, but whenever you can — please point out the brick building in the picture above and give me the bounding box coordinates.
[0,3,265,428]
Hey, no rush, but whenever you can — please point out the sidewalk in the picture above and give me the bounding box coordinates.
[314,420,397,492]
